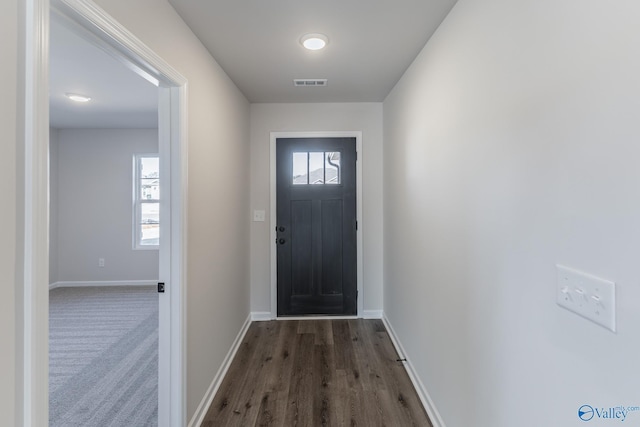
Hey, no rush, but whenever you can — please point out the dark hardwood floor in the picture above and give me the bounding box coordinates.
[202,319,433,427]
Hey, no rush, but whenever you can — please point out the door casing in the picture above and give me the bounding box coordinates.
[270,131,363,319]
[20,0,188,425]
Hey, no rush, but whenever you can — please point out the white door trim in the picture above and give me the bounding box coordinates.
[21,0,188,425]
[20,1,50,425]
[269,131,364,319]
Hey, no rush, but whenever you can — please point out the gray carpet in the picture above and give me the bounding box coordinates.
[49,286,158,426]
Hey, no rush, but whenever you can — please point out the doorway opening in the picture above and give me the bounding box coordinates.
[22,0,187,425]
[49,12,161,423]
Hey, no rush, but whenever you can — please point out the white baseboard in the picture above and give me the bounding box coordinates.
[252,310,381,320]
[251,311,273,321]
[382,315,446,427]
[49,280,157,290]
[188,314,252,427]
[362,309,383,319]
[276,316,358,320]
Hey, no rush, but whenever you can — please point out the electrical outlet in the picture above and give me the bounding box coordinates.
[98,258,105,268]
[556,264,616,332]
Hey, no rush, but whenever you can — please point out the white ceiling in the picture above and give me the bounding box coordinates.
[49,16,158,129]
[168,0,458,103]
[49,0,458,128]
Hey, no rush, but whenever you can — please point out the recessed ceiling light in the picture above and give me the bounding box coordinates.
[65,93,91,103]
[301,33,328,51]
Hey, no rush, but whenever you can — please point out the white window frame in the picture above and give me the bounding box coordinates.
[133,153,160,250]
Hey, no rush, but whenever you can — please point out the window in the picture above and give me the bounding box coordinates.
[292,151,341,185]
[134,154,159,249]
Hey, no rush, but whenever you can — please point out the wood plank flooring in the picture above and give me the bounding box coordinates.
[202,319,433,427]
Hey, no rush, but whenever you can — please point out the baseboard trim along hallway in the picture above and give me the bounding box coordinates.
[188,314,252,427]
[250,310,383,322]
[251,312,272,321]
[362,309,383,319]
[383,315,446,427]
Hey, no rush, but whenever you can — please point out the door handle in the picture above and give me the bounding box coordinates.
[279,238,286,245]
[276,226,285,232]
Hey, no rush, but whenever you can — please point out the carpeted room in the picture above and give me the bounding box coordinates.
[47,9,163,423]
[48,128,161,425]
[49,30,162,421]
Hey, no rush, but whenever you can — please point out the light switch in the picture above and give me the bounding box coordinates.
[556,265,616,332]
[253,210,266,222]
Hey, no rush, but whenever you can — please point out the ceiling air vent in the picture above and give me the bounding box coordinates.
[294,79,328,87]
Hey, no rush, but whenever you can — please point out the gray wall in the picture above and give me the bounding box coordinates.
[2,0,17,423]
[49,128,159,284]
[92,0,251,420]
[249,103,384,315]
[383,0,640,426]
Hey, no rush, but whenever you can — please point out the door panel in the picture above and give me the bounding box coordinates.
[291,200,312,296]
[321,199,343,296]
[276,138,357,316]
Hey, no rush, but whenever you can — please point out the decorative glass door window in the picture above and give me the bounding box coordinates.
[134,154,160,248]
[292,152,341,185]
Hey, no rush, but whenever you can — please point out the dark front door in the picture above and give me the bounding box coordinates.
[276,137,357,316]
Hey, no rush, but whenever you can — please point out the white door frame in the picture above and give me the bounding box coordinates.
[20,0,188,425]
[269,131,364,319]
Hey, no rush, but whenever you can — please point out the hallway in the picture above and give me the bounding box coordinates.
[203,319,432,426]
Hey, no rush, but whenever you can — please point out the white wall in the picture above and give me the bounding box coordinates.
[49,128,159,284]
[383,1,640,426]
[249,103,384,315]
[2,0,17,423]
[91,0,251,421]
